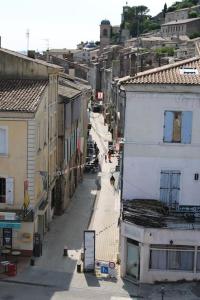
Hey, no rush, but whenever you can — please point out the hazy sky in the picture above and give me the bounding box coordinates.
[0,0,175,51]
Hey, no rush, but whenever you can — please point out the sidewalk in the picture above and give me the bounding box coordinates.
[2,113,200,299]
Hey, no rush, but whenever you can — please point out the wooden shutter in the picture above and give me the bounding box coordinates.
[163,111,174,142]
[6,177,14,205]
[160,171,170,204]
[0,128,7,154]
[181,111,192,144]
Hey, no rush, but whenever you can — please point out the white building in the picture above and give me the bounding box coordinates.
[119,57,200,283]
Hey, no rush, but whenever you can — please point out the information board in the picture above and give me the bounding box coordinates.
[83,230,95,272]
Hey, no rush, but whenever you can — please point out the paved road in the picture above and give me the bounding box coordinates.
[1,113,200,299]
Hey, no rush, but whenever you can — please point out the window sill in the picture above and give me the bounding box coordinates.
[160,142,191,146]
[0,153,8,157]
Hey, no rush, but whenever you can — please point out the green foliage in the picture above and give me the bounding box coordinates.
[155,47,175,56]
[121,5,160,37]
[189,32,200,39]
[167,0,199,12]
[188,10,198,18]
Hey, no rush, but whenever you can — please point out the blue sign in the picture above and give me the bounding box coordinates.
[0,222,21,229]
[101,266,109,274]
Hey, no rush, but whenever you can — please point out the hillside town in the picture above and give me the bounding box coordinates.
[1,0,200,299]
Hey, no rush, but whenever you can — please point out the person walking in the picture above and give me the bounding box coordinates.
[108,150,112,163]
[105,154,107,163]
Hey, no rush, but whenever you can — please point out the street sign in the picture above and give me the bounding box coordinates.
[109,261,115,269]
[101,266,109,274]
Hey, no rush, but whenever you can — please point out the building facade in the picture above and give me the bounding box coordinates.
[0,48,62,254]
[119,57,200,283]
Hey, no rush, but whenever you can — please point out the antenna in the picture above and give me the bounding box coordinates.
[26,29,30,54]
[43,38,49,50]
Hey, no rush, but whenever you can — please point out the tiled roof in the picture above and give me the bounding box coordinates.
[58,85,81,99]
[119,56,200,85]
[0,79,48,112]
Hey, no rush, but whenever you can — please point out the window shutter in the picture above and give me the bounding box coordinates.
[163,111,173,142]
[160,171,170,204]
[6,177,14,205]
[181,111,192,144]
[0,128,6,154]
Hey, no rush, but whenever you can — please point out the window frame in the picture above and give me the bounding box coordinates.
[0,126,8,155]
[0,177,6,203]
[163,110,192,144]
[149,245,195,272]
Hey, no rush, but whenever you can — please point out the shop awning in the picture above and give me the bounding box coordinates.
[0,222,21,229]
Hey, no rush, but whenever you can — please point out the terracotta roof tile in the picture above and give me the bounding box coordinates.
[120,56,200,85]
[0,79,48,112]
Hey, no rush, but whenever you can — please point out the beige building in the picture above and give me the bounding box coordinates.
[0,49,62,255]
[161,18,200,37]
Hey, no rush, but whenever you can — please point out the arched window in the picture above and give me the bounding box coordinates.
[103,28,108,37]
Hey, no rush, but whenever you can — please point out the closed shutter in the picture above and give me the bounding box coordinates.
[171,172,180,209]
[163,111,173,142]
[0,128,7,154]
[181,111,192,144]
[6,177,14,205]
[160,171,180,209]
[160,171,170,204]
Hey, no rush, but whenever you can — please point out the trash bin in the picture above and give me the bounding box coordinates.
[7,263,17,276]
[63,246,68,256]
[77,262,81,273]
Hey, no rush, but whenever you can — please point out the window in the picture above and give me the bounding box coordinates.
[0,127,8,155]
[149,245,194,271]
[163,111,192,144]
[160,170,180,209]
[0,177,14,204]
[0,178,6,203]
[103,28,108,37]
[196,247,200,271]
[37,123,41,151]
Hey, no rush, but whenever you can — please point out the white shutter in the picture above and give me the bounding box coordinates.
[6,177,14,205]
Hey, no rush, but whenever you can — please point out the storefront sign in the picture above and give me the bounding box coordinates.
[179,205,200,213]
[0,222,21,229]
[0,212,16,221]
[97,92,103,100]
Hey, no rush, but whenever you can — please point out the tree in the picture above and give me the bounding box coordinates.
[163,3,167,17]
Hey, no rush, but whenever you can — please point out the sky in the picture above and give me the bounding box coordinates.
[0,0,176,52]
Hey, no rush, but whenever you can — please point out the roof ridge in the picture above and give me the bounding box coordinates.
[119,56,200,85]
[134,56,200,78]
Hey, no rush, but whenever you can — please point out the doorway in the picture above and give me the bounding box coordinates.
[126,239,140,280]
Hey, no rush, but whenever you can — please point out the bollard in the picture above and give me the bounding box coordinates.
[81,252,84,261]
[77,262,81,273]
[30,257,35,266]
[63,246,68,256]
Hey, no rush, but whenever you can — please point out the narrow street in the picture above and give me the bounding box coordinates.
[0,112,135,300]
[0,114,199,300]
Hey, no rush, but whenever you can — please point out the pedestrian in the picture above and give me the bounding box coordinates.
[108,150,112,163]
[110,174,115,186]
[105,154,107,163]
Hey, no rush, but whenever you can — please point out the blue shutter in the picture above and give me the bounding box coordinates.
[163,111,173,142]
[171,172,180,208]
[160,171,170,204]
[181,111,192,144]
